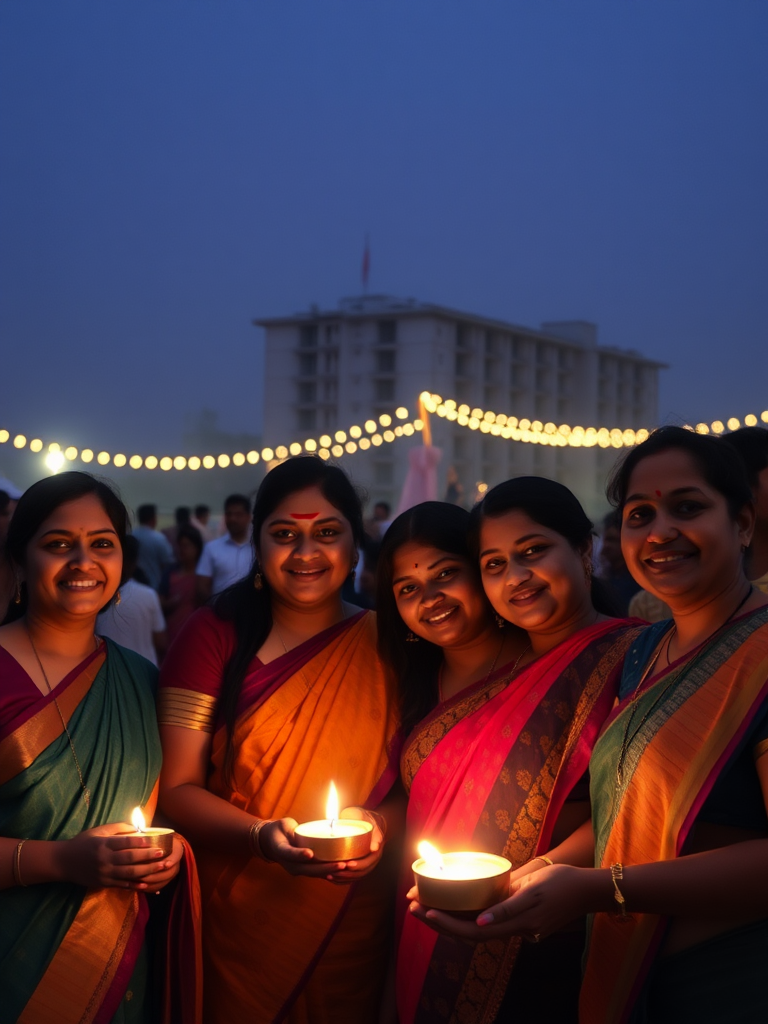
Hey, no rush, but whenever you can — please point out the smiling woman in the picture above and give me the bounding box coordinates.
[0,472,198,1024]
[157,456,400,1024]
[376,494,640,1024]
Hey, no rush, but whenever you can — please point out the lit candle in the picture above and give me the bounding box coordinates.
[412,840,511,912]
[293,783,373,862]
[129,807,176,857]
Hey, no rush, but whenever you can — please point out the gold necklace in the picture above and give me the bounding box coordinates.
[27,629,97,807]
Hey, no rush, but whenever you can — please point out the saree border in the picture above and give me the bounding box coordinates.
[18,888,142,1024]
[0,651,106,787]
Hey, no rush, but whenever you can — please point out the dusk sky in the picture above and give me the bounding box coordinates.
[1,1,767,486]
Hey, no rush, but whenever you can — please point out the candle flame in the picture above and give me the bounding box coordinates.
[325,782,339,828]
[131,807,146,832]
[418,840,444,870]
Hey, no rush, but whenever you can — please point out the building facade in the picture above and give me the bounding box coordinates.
[255,296,665,519]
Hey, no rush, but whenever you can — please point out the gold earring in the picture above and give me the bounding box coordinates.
[405,631,420,643]
[115,589,121,606]
[495,614,506,630]
[584,562,593,586]
[13,576,22,605]
[253,571,264,590]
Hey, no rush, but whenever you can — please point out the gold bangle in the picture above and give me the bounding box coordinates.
[610,862,631,920]
[13,840,28,887]
[248,819,274,863]
[534,855,554,868]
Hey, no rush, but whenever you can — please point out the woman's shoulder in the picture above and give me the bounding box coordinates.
[103,637,159,695]
[159,605,237,695]
[617,619,673,700]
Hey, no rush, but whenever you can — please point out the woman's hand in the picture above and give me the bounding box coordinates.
[260,817,385,884]
[54,823,175,890]
[406,864,602,942]
[136,835,184,893]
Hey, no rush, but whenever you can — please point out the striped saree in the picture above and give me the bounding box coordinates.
[397,619,641,1024]
[582,606,768,1024]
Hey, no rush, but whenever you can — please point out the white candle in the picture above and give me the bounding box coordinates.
[292,782,373,861]
[413,842,511,912]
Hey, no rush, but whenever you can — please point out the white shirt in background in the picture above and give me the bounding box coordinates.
[197,534,253,594]
[97,579,165,667]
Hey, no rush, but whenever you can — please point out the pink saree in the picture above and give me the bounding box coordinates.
[397,619,642,1024]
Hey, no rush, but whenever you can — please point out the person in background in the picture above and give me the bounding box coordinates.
[597,510,641,614]
[190,504,215,543]
[627,586,672,623]
[132,503,174,591]
[160,524,203,644]
[162,506,191,559]
[0,490,16,623]
[365,500,392,541]
[723,426,768,593]
[97,535,167,666]
[195,494,252,603]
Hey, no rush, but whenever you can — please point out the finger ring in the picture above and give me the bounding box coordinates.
[529,932,541,943]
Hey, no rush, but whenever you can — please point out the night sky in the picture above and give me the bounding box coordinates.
[1,1,767,495]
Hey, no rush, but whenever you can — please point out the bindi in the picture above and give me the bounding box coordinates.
[290,512,319,519]
[655,490,662,498]
[414,563,418,568]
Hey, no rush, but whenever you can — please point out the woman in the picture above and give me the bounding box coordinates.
[389,484,641,1024]
[159,524,203,645]
[447,428,768,1024]
[0,472,196,1024]
[157,456,400,1024]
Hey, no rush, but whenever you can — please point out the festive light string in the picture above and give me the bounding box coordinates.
[419,393,768,448]
[0,407,420,472]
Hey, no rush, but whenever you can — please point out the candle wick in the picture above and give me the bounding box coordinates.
[330,819,337,835]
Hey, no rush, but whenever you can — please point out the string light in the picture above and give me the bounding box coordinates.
[419,393,767,449]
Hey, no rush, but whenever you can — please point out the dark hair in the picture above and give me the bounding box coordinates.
[194,504,210,519]
[176,523,204,560]
[607,425,753,519]
[376,501,486,736]
[174,506,191,526]
[721,427,768,492]
[4,472,130,614]
[137,503,156,525]
[214,456,364,779]
[224,494,251,514]
[469,476,619,617]
[122,534,139,571]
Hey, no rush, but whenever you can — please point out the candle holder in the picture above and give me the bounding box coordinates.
[412,851,512,912]
[132,827,176,857]
[293,819,373,862]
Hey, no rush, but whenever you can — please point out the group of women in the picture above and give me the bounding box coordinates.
[1,425,766,1024]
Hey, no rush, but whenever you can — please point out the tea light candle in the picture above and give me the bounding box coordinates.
[129,807,176,857]
[412,841,511,912]
[293,783,373,862]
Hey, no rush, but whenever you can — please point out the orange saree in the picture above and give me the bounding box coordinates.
[158,609,400,1024]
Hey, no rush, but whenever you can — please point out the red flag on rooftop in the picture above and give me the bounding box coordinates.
[361,234,370,291]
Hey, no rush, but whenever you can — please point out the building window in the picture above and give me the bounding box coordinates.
[376,350,396,373]
[298,409,316,431]
[299,353,317,376]
[375,379,396,402]
[536,345,548,366]
[323,380,337,401]
[300,325,318,348]
[324,351,338,374]
[511,364,526,388]
[455,353,472,377]
[378,321,397,346]
[512,336,526,361]
[484,358,495,382]
[484,331,496,355]
[535,368,548,392]
[456,324,471,349]
[298,381,316,403]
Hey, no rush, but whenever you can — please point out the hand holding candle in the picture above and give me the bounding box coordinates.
[293,783,373,862]
[412,840,512,912]
[129,807,176,857]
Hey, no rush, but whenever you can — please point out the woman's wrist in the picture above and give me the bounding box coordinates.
[247,819,274,862]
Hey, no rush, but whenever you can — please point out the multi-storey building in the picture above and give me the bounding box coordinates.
[254,296,665,518]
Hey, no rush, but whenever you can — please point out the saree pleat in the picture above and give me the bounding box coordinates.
[0,641,162,1024]
[397,620,641,1024]
[581,607,768,1024]
[198,611,400,1024]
